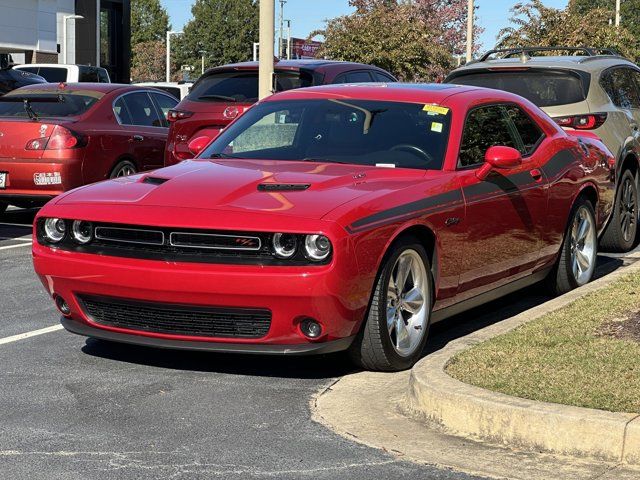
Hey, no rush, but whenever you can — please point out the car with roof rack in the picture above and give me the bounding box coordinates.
[445,46,640,252]
[164,59,397,165]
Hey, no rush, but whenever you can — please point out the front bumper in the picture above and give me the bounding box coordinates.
[33,233,368,353]
[61,317,355,355]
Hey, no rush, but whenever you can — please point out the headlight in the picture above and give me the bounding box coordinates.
[273,233,297,258]
[71,220,93,244]
[43,218,66,243]
[304,234,331,261]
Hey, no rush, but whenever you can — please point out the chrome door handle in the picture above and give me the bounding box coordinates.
[131,135,144,142]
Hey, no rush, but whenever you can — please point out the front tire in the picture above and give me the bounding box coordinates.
[600,169,637,252]
[548,198,598,296]
[349,236,433,371]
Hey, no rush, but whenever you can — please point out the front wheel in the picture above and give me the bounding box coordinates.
[109,160,137,179]
[548,198,598,296]
[349,236,433,371]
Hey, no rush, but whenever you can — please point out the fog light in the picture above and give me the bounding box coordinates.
[54,295,71,316]
[300,318,322,339]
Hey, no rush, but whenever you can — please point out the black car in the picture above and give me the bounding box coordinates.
[0,54,47,95]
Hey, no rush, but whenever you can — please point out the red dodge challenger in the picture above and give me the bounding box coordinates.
[32,84,615,371]
[0,83,178,214]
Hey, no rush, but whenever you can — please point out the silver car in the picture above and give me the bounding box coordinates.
[446,47,639,252]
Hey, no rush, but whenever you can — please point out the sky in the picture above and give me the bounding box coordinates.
[159,0,570,51]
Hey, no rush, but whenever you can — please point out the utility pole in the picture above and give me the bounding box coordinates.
[199,50,206,75]
[466,0,474,63]
[615,0,621,27]
[259,0,275,99]
[278,0,287,58]
[166,31,183,83]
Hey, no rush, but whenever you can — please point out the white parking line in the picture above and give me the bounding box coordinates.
[0,235,32,241]
[0,325,63,346]
[0,242,32,250]
[0,222,32,228]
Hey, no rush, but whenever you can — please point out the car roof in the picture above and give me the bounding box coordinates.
[209,59,389,72]
[452,55,637,74]
[263,82,520,105]
[15,64,108,69]
[134,82,193,87]
[11,82,146,94]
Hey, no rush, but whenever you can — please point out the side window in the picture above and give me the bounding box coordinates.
[78,66,99,82]
[333,73,347,84]
[113,97,132,124]
[97,69,110,83]
[150,93,178,127]
[459,105,517,168]
[503,105,544,155]
[345,71,374,83]
[372,71,395,82]
[601,68,640,109]
[119,93,161,127]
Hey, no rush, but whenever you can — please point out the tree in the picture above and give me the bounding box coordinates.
[497,1,640,60]
[311,0,479,82]
[131,0,171,45]
[130,0,170,82]
[130,40,165,82]
[173,0,259,76]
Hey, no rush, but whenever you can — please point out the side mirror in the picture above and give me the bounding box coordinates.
[187,135,211,157]
[476,146,522,180]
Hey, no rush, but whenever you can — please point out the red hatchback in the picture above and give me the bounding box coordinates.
[34,84,614,371]
[0,83,178,214]
[164,59,397,165]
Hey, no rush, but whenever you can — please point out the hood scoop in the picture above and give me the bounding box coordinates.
[142,176,170,186]
[257,183,310,192]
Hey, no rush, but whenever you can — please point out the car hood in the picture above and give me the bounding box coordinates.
[57,159,427,220]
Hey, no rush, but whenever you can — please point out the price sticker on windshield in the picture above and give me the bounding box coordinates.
[422,104,449,116]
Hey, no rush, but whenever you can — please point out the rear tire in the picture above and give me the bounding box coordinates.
[349,236,433,371]
[109,160,137,179]
[600,169,637,252]
[547,198,598,296]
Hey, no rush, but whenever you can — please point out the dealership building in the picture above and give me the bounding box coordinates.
[0,0,130,82]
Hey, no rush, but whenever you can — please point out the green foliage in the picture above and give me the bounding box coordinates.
[498,0,640,61]
[131,0,170,45]
[173,0,259,78]
[311,0,473,82]
[131,40,165,82]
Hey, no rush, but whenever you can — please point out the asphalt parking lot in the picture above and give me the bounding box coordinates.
[0,206,635,480]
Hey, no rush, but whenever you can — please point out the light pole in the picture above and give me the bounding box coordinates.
[259,0,275,99]
[278,0,287,58]
[466,0,474,63]
[62,14,84,64]
[199,50,206,75]
[615,0,621,27]
[166,30,183,83]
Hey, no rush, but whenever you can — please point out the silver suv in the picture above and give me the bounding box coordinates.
[446,47,639,252]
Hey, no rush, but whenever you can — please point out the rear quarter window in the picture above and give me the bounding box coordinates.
[32,67,68,83]
[452,70,589,107]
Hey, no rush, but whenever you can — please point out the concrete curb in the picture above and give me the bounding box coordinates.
[408,254,640,464]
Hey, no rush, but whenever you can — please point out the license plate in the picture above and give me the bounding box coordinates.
[0,172,5,189]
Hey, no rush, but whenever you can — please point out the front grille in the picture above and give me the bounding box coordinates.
[78,294,272,339]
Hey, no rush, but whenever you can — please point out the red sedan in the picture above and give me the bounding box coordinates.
[164,59,397,165]
[0,83,178,214]
[32,84,614,371]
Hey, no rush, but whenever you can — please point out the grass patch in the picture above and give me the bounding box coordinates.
[446,273,640,413]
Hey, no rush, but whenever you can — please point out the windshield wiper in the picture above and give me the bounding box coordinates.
[301,157,351,165]
[208,152,245,159]
[22,99,38,121]
[198,94,238,102]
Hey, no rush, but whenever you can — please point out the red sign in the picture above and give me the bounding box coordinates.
[290,38,323,59]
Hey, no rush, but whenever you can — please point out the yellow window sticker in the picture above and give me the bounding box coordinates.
[431,122,443,133]
[422,104,450,115]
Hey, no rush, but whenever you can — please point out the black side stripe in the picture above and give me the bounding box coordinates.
[540,149,576,179]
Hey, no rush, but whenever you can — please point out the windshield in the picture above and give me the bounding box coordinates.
[0,91,102,118]
[199,99,452,170]
[452,70,588,107]
[187,70,313,103]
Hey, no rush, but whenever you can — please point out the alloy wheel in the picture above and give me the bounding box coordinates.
[570,205,597,286]
[386,249,429,357]
[619,176,637,243]
[114,164,136,177]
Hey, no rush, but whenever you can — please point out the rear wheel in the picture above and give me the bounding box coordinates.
[349,236,433,371]
[548,198,597,295]
[109,160,137,179]
[600,169,637,252]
